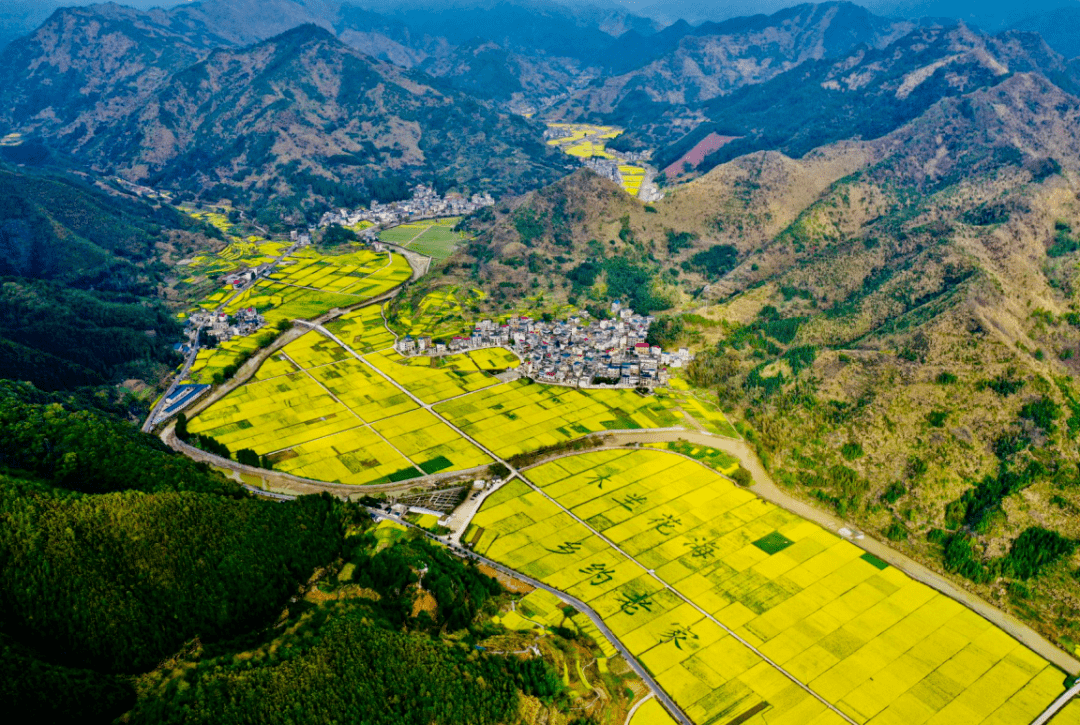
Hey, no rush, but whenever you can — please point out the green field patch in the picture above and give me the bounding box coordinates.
[387,467,423,482]
[860,552,889,570]
[419,455,454,474]
[751,531,794,555]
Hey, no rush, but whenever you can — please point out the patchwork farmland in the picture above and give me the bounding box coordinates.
[186,247,411,383]
[188,299,734,487]
[464,450,1071,725]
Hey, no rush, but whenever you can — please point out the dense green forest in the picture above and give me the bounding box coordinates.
[128,536,567,725]
[0,381,237,495]
[0,164,223,396]
[0,386,587,724]
[0,280,182,391]
[0,478,345,672]
[0,166,218,289]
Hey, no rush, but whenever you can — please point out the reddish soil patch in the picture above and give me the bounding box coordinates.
[663,132,739,178]
[479,563,535,594]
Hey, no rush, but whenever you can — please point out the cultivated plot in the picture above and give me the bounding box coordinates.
[379,217,464,259]
[188,326,492,484]
[465,450,1068,725]
[368,350,498,404]
[324,306,396,353]
[222,249,411,324]
[468,347,521,370]
[629,698,679,725]
[435,380,686,458]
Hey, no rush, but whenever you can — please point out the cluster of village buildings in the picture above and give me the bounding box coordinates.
[318,185,495,234]
[181,306,267,352]
[396,302,691,389]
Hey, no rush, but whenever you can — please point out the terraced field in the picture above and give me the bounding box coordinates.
[464,450,1070,725]
[391,285,487,340]
[223,247,411,324]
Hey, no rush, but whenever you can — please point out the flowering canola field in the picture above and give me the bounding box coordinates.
[464,450,1069,725]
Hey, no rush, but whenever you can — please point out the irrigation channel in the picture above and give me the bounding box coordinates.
[156,240,1080,725]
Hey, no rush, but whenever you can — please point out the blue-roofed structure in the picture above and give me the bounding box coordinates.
[156,384,211,423]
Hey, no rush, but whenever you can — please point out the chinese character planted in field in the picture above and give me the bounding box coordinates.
[613,493,647,512]
[685,537,717,559]
[615,591,655,616]
[650,514,682,535]
[659,624,699,650]
[579,562,616,585]
[545,540,584,555]
[588,473,611,489]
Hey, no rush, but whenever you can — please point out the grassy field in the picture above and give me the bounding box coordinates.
[464,449,1070,725]
[379,217,464,259]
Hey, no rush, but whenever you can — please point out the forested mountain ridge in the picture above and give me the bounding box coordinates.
[652,21,1080,176]
[90,24,569,213]
[0,164,222,395]
[551,2,917,144]
[0,18,572,214]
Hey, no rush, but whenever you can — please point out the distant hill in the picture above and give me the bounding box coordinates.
[1011,6,1080,59]
[652,23,1080,175]
[0,18,572,215]
[551,2,917,145]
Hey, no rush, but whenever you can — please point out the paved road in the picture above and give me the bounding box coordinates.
[1031,681,1080,725]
